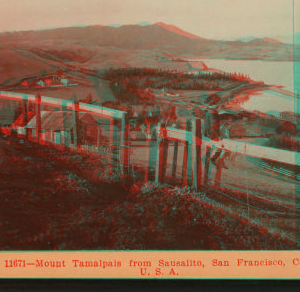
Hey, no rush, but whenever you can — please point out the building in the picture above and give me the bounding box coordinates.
[9,111,100,146]
[60,78,68,86]
[36,80,45,87]
[20,80,29,87]
[44,78,52,88]
[9,111,36,137]
[280,111,296,123]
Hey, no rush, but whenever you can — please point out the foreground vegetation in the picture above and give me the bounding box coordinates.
[1,133,296,250]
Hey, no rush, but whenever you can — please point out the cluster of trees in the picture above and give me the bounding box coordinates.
[106,67,252,103]
[266,136,300,152]
[105,67,251,83]
[129,104,178,128]
[109,82,154,104]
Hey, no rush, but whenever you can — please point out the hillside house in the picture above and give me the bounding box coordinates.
[60,78,68,86]
[36,80,45,87]
[44,78,52,88]
[20,80,29,87]
[9,111,100,146]
[280,111,296,123]
[166,91,179,97]
[9,111,36,137]
[182,70,202,75]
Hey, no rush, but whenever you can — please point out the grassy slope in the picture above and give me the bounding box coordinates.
[0,48,55,85]
[0,134,295,250]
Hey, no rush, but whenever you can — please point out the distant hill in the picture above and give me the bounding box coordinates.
[0,23,296,62]
[0,23,299,85]
[235,36,282,44]
[261,37,282,44]
[155,22,206,40]
[137,22,152,26]
[105,24,123,28]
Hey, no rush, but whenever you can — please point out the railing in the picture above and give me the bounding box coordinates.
[2,90,300,244]
[1,90,299,191]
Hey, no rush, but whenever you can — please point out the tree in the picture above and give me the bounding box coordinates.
[276,121,296,136]
[82,93,93,104]
[13,103,23,122]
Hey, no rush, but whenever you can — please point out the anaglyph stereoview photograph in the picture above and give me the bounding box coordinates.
[1,0,300,250]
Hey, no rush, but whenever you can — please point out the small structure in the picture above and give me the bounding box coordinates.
[183,70,202,75]
[280,111,296,123]
[9,111,36,137]
[61,78,68,86]
[20,80,29,87]
[37,80,45,87]
[44,78,52,88]
[9,111,99,146]
[166,91,179,97]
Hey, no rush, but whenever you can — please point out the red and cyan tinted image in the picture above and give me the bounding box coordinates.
[0,0,299,251]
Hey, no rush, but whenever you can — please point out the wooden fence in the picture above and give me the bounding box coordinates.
[1,90,300,190]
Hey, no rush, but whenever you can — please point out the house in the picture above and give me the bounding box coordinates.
[9,111,99,146]
[9,111,36,137]
[182,70,202,75]
[166,91,179,97]
[60,78,68,86]
[280,111,296,123]
[44,78,52,88]
[20,80,29,87]
[36,80,45,87]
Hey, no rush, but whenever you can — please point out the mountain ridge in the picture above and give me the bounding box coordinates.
[235,36,282,44]
[0,23,298,61]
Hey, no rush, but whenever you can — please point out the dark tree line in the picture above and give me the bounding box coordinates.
[106,67,252,103]
[105,67,251,83]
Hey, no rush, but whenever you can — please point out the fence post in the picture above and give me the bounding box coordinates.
[97,126,100,147]
[144,122,151,183]
[61,100,70,148]
[35,94,41,143]
[191,118,202,188]
[171,140,179,182]
[22,94,28,139]
[155,122,161,184]
[196,118,202,188]
[204,147,211,186]
[122,113,130,176]
[120,115,125,174]
[158,123,168,184]
[182,119,189,187]
[191,119,197,188]
[215,167,222,188]
[73,96,79,148]
[162,136,169,184]
[204,108,220,187]
[110,117,115,174]
[145,138,150,183]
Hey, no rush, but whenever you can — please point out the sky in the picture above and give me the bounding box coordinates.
[0,0,299,43]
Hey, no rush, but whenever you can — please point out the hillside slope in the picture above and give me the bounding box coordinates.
[0,24,297,61]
